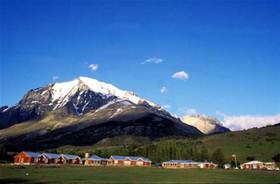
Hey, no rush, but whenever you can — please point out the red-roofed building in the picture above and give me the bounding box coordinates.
[14,151,40,165]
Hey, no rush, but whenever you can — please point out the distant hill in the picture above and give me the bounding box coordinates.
[181,115,230,134]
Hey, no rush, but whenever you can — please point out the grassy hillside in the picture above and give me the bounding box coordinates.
[200,124,280,162]
[1,166,279,184]
[46,125,280,164]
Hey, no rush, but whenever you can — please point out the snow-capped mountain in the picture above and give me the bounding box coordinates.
[0,77,202,150]
[0,76,164,129]
[51,76,158,111]
[181,115,230,134]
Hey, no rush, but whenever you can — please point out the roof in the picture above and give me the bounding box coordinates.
[264,162,276,164]
[88,154,105,161]
[23,151,41,158]
[162,160,213,165]
[110,155,151,162]
[163,160,196,164]
[242,161,263,165]
[41,153,60,159]
[61,154,81,160]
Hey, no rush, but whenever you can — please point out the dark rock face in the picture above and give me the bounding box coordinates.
[0,85,117,129]
[0,106,39,129]
[64,89,117,115]
[0,106,9,112]
[0,86,54,129]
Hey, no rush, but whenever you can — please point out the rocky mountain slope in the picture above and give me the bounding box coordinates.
[181,115,230,134]
[0,77,202,150]
[0,77,160,129]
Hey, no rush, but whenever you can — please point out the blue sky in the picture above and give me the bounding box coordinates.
[1,0,280,124]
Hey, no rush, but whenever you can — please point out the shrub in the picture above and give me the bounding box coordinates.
[272,153,280,162]
[0,144,7,160]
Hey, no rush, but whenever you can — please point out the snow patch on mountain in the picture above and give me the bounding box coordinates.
[51,76,158,110]
[110,108,123,119]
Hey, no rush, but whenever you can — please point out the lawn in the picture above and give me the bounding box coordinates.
[0,166,280,184]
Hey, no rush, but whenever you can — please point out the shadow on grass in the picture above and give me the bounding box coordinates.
[0,178,48,184]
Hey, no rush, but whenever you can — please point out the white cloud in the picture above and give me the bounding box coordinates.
[141,57,163,64]
[171,71,189,80]
[163,105,171,109]
[160,86,168,94]
[88,64,99,71]
[217,112,280,131]
[52,76,59,81]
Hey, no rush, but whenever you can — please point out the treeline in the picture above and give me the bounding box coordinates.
[138,140,225,167]
[139,140,210,163]
[91,139,279,167]
[91,139,226,167]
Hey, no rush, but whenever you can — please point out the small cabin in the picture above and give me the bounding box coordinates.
[14,151,41,165]
[84,154,107,166]
[241,161,278,170]
[107,155,151,167]
[162,160,217,169]
[38,153,60,164]
[59,154,82,164]
[240,161,264,170]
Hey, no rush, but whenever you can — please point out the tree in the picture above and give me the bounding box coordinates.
[200,145,209,161]
[189,146,199,161]
[0,144,7,160]
[272,153,280,162]
[246,156,255,161]
[211,148,225,167]
[230,160,240,168]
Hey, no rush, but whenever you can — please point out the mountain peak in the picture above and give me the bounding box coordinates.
[51,76,156,107]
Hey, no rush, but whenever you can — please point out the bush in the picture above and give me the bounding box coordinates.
[246,144,251,149]
[0,144,7,160]
[272,153,280,162]
[265,132,276,137]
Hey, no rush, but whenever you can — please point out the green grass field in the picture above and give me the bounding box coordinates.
[0,166,279,184]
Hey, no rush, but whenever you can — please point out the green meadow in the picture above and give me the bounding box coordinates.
[0,166,279,184]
